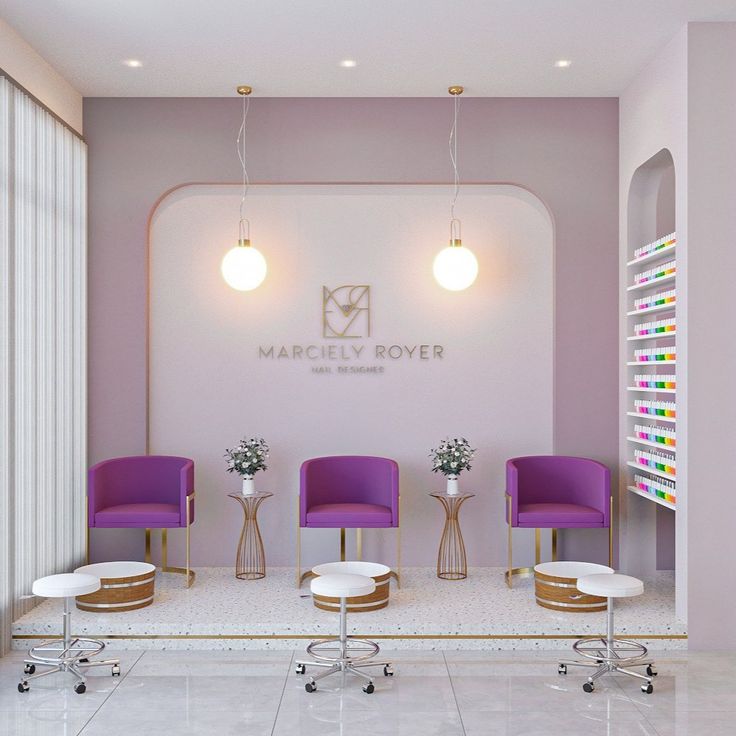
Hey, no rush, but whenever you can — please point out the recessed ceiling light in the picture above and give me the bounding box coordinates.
[123,59,143,68]
[554,59,572,69]
[339,59,357,68]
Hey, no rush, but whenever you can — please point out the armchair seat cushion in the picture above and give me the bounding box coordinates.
[517,502,604,527]
[306,503,393,528]
[94,502,181,527]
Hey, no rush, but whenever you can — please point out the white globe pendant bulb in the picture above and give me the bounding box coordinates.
[433,241,478,291]
[221,241,267,291]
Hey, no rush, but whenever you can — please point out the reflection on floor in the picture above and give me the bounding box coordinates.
[12,567,685,650]
[0,649,734,735]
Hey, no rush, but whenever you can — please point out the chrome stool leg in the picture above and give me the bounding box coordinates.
[18,597,120,694]
[558,596,656,694]
[296,596,393,694]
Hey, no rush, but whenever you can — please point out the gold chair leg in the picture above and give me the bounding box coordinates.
[159,494,195,587]
[145,529,152,563]
[504,494,537,588]
[161,528,168,569]
[552,529,558,561]
[535,528,541,565]
[397,522,401,589]
[296,495,301,588]
[186,519,192,588]
[85,499,90,564]
[506,495,513,588]
[340,528,346,561]
[356,528,363,561]
[609,495,614,568]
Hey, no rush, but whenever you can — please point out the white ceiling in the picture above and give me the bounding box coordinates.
[3,0,736,97]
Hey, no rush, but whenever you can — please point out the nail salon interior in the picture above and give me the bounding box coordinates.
[1,2,736,734]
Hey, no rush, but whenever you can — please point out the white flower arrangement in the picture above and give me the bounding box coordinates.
[430,437,476,477]
[224,436,270,477]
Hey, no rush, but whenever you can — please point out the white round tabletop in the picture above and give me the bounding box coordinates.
[75,561,155,579]
[534,561,614,578]
[311,573,376,598]
[312,561,391,578]
[577,572,644,598]
[32,573,101,598]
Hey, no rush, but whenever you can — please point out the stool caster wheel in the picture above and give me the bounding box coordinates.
[557,664,567,675]
[111,665,121,677]
[305,681,316,693]
[23,664,35,675]
[646,665,657,677]
[18,681,29,693]
[583,682,595,693]
[641,683,653,694]
[73,682,86,694]
[295,664,306,675]
[363,682,375,694]
[383,666,393,677]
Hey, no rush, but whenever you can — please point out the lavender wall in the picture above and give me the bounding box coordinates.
[85,97,619,565]
[687,22,736,650]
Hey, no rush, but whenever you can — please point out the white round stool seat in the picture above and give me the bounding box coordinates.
[311,573,375,599]
[32,573,100,598]
[312,561,390,577]
[577,573,644,598]
[534,561,614,578]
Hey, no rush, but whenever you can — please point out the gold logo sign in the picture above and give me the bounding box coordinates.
[322,285,371,338]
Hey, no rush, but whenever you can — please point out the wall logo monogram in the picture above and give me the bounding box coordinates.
[322,285,371,338]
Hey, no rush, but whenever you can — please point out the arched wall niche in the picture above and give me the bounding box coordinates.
[623,147,682,606]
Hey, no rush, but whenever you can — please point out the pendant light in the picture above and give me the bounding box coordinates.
[433,85,479,291]
[221,85,267,291]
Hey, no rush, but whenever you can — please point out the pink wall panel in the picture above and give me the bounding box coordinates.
[84,97,619,565]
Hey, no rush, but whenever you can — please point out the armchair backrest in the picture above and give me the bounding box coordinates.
[300,456,399,526]
[506,456,610,526]
[88,455,193,517]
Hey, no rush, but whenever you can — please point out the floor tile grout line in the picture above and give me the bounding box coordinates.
[269,649,295,736]
[443,650,469,736]
[76,649,145,735]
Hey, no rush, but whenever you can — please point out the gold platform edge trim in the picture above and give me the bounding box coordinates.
[12,632,687,641]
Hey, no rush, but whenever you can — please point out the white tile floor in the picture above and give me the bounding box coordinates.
[0,648,734,735]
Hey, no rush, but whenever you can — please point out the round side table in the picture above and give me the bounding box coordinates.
[227,491,273,580]
[429,491,475,580]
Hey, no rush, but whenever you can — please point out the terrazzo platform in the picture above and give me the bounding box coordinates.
[12,567,686,651]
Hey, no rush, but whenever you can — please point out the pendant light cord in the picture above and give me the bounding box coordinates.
[237,92,251,241]
[449,92,461,240]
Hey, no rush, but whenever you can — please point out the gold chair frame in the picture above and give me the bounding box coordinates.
[86,492,195,589]
[296,494,401,589]
[505,494,613,588]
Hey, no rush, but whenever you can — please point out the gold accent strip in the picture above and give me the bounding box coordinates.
[313,598,390,610]
[99,577,155,589]
[12,632,687,641]
[74,595,155,610]
[534,597,606,609]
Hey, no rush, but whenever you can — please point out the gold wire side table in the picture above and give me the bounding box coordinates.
[429,491,475,580]
[227,491,273,580]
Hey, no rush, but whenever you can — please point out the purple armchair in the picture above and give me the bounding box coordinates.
[88,455,195,587]
[297,456,400,587]
[505,456,611,587]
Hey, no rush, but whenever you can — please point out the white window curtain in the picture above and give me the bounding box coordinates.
[0,76,87,654]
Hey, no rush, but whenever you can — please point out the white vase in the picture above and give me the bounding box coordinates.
[242,476,256,495]
[446,475,459,495]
